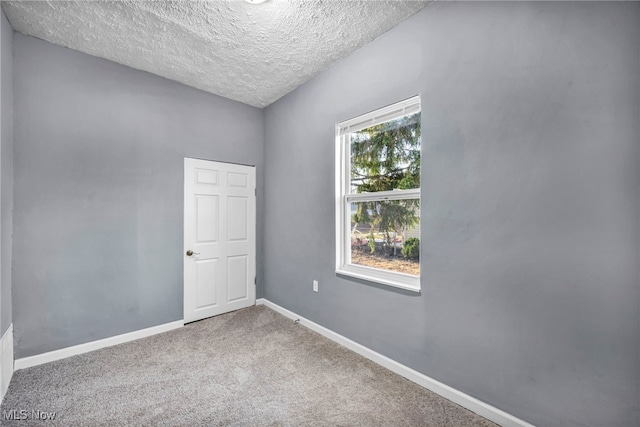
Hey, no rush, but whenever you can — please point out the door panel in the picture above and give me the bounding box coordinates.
[228,171,248,188]
[184,158,256,323]
[196,195,219,242]
[227,255,248,302]
[196,259,218,309]
[227,197,248,241]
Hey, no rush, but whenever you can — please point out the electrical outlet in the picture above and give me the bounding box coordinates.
[313,280,318,292]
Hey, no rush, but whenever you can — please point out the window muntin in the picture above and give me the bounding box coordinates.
[336,96,421,291]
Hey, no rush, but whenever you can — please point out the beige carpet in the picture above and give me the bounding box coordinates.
[1,305,497,426]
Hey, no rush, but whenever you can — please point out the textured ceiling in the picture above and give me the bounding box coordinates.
[2,0,430,108]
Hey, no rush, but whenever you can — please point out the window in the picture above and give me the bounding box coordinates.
[335,96,421,292]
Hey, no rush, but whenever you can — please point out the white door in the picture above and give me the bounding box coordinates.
[184,158,256,323]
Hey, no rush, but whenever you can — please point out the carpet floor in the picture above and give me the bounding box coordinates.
[1,305,497,426]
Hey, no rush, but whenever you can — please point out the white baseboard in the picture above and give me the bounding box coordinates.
[1,324,13,401]
[15,320,184,371]
[256,298,534,427]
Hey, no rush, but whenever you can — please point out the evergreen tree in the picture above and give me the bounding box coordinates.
[350,113,420,256]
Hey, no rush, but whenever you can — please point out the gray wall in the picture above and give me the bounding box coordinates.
[12,33,264,358]
[263,2,639,427]
[0,10,13,336]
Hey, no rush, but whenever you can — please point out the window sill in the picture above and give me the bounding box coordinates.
[336,265,421,293]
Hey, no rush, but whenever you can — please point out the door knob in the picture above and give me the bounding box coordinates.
[186,250,200,256]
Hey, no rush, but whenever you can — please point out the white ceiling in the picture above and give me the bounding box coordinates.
[2,0,430,108]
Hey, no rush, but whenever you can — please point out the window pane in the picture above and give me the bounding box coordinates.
[350,112,420,194]
[350,199,420,276]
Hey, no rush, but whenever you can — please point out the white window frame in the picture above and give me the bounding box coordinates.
[335,96,421,292]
